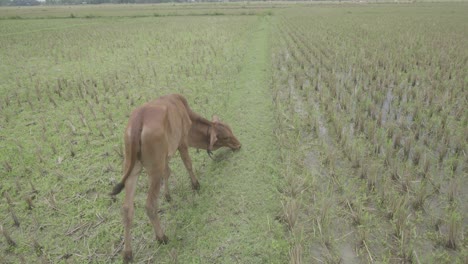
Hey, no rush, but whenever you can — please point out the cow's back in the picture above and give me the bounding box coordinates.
[144,94,192,156]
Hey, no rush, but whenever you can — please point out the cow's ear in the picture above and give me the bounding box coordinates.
[209,124,218,151]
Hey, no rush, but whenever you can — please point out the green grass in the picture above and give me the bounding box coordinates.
[167,16,288,263]
[1,2,467,263]
[0,10,287,263]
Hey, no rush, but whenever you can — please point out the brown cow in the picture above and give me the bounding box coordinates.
[110,94,241,262]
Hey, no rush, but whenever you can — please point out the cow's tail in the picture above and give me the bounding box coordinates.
[110,108,144,196]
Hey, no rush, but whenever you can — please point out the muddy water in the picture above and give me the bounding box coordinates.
[381,89,393,125]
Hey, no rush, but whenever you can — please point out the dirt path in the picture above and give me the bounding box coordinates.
[158,16,288,263]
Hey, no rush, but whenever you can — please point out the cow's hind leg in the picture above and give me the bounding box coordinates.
[122,162,142,263]
[163,165,172,202]
[145,164,169,244]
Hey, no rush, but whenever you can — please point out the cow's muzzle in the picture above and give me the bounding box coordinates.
[230,143,242,151]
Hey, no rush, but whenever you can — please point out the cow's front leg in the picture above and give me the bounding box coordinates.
[178,145,200,190]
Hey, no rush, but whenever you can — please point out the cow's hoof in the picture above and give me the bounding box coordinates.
[192,181,200,191]
[157,235,169,244]
[123,250,133,263]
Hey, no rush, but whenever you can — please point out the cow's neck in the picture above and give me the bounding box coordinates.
[188,115,212,150]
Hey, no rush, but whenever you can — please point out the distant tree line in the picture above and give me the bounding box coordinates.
[0,0,178,5]
[44,0,180,4]
[0,0,41,5]
[42,0,172,4]
[1,0,300,6]
[0,0,251,5]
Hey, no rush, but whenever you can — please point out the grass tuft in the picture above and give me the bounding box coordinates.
[289,243,303,264]
[0,225,16,247]
[281,198,299,230]
[446,210,461,250]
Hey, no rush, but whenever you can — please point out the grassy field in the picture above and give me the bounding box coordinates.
[1,2,467,264]
[271,3,467,263]
[0,3,277,19]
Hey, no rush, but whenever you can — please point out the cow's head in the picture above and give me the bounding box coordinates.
[209,115,241,152]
